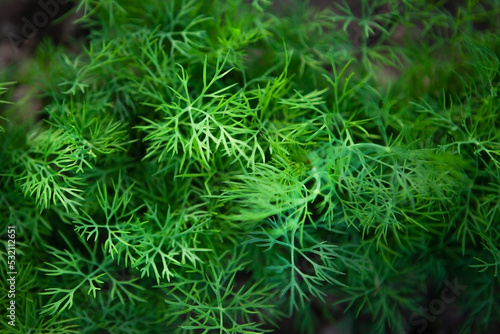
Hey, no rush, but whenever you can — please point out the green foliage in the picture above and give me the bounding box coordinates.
[160,247,283,333]
[1,0,499,333]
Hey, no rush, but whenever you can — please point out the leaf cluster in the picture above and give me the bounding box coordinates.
[1,0,499,333]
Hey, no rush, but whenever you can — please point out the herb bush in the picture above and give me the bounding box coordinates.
[1,0,499,333]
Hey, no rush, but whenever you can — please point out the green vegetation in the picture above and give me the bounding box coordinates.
[1,0,499,333]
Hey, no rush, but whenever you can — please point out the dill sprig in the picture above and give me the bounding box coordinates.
[0,0,499,333]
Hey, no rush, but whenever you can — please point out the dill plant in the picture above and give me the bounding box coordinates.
[0,0,499,333]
